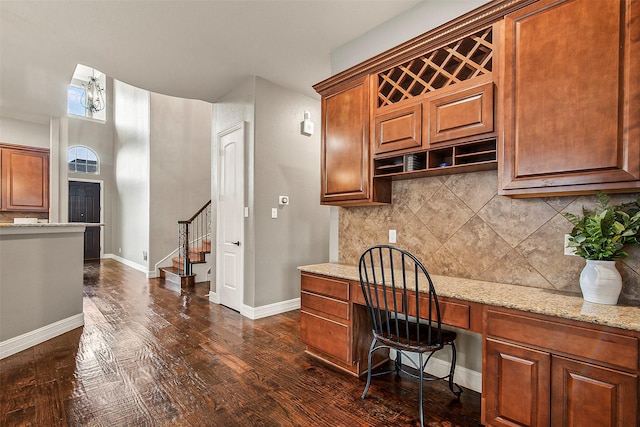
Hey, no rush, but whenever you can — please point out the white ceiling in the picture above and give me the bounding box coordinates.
[0,0,421,124]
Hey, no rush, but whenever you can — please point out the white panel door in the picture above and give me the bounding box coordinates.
[217,123,244,312]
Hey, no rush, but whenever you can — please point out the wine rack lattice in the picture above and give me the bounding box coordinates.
[377,27,493,108]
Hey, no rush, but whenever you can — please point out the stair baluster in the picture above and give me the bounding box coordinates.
[162,200,211,286]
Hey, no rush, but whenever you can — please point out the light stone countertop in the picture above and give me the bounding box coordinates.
[298,263,640,333]
[0,223,102,235]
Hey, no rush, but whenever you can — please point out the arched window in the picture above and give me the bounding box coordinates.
[68,146,99,174]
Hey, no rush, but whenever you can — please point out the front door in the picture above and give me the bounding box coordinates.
[217,123,245,312]
[69,181,101,261]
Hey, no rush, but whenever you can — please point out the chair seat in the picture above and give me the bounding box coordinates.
[375,319,457,352]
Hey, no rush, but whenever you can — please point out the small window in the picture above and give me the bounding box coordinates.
[68,146,99,174]
[68,64,107,122]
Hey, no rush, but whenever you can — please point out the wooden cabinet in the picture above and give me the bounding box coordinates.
[500,0,640,196]
[300,273,352,365]
[300,273,388,376]
[483,307,639,427]
[0,144,49,212]
[369,25,499,179]
[318,76,391,206]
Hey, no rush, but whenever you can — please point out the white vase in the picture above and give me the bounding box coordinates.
[579,260,622,305]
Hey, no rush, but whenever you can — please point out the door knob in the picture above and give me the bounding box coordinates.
[227,241,241,246]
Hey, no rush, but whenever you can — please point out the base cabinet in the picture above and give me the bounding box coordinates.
[299,273,388,376]
[483,308,639,427]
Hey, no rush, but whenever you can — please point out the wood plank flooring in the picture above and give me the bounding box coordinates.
[1,259,482,426]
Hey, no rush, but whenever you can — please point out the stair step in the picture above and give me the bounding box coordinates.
[172,255,207,269]
[160,267,195,287]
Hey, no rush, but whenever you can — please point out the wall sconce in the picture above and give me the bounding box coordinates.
[300,111,314,136]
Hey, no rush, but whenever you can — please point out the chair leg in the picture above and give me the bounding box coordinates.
[418,352,424,427]
[394,351,402,374]
[361,338,377,399]
[448,342,463,398]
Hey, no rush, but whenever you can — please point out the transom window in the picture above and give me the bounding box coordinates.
[68,146,99,174]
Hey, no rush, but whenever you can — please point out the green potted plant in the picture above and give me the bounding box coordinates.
[564,192,640,304]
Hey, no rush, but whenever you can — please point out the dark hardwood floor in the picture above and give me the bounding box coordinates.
[0,259,482,426]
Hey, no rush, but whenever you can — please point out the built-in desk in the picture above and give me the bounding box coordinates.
[298,263,640,427]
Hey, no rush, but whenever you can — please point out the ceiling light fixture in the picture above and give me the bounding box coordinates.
[81,75,105,113]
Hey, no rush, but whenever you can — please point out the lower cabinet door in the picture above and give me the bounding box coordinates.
[551,355,638,427]
[483,338,551,427]
[300,311,349,363]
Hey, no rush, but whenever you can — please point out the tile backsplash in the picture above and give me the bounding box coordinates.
[338,170,640,304]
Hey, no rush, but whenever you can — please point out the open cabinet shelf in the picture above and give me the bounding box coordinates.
[374,139,497,178]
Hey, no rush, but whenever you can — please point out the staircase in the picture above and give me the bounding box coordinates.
[159,200,212,286]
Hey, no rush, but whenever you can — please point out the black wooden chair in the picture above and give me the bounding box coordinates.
[358,245,462,427]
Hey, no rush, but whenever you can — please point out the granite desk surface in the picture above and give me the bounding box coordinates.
[298,263,640,333]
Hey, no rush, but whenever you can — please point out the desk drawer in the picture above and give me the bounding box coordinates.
[486,309,638,371]
[409,296,470,329]
[301,291,349,320]
[300,311,349,362]
[301,273,349,300]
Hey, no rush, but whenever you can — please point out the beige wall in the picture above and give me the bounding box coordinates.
[339,170,640,304]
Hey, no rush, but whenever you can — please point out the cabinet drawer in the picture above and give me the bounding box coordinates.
[428,81,494,144]
[300,311,349,363]
[301,274,349,300]
[409,296,470,329]
[486,309,638,371]
[301,291,349,320]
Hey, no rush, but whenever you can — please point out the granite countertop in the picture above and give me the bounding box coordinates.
[0,223,99,235]
[298,263,640,333]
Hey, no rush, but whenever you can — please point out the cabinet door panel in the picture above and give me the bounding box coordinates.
[484,338,550,427]
[429,82,494,145]
[1,147,49,211]
[373,103,422,155]
[321,77,370,203]
[551,355,638,427]
[501,0,640,194]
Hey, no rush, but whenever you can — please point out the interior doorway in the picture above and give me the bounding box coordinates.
[69,180,102,261]
[216,123,245,313]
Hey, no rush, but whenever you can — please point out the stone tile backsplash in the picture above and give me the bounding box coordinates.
[338,170,640,304]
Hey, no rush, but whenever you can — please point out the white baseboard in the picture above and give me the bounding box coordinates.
[0,313,85,360]
[103,254,147,274]
[392,350,482,393]
[207,291,220,304]
[241,298,301,320]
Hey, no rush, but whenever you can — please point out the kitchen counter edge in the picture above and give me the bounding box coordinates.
[298,263,640,332]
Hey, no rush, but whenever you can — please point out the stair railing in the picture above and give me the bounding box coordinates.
[178,200,212,276]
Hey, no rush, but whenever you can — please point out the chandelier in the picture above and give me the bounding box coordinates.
[81,75,105,113]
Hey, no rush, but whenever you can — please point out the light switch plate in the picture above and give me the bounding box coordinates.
[272,208,278,219]
[389,229,397,243]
